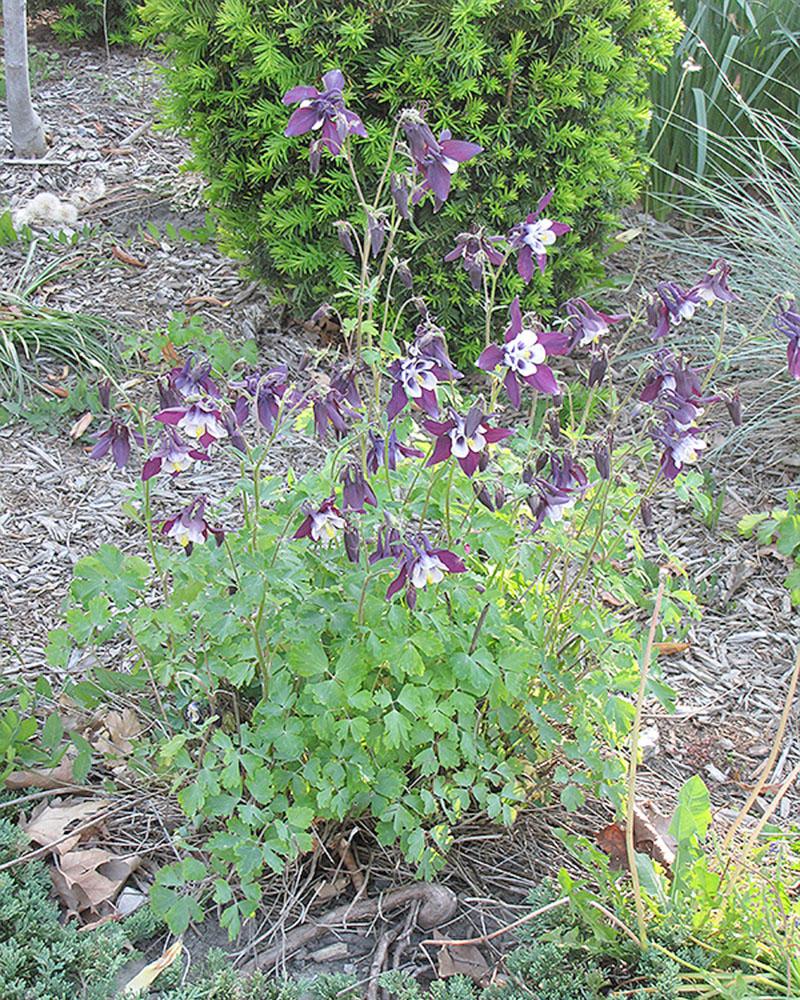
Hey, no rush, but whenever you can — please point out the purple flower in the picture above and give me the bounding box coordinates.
[477,297,568,405]
[312,385,361,442]
[775,300,800,380]
[367,212,386,258]
[390,172,411,220]
[341,466,377,513]
[386,355,441,420]
[424,404,513,477]
[593,434,612,480]
[507,190,570,282]
[141,429,209,481]
[691,258,739,305]
[654,425,708,481]
[385,534,467,609]
[168,358,221,401]
[293,496,346,545]
[646,282,702,340]
[399,109,481,210]
[230,368,288,433]
[443,226,505,291]
[162,496,224,553]
[89,417,144,469]
[639,351,704,405]
[526,453,588,532]
[155,401,228,448]
[409,319,462,380]
[283,69,367,171]
[562,298,626,351]
[369,520,403,565]
[366,429,424,475]
[334,221,357,257]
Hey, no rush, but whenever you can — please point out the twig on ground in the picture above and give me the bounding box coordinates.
[421,896,569,947]
[366,925,400,1000]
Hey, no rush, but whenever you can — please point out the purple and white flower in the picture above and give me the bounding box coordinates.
[691,258,738,305]
[162,496,224,553]
[525,453,588,531]
[399,109,481,210]
[654,425,708,481]
[168,359,221,401]
[89,417,144,469]
[293,496,346,546]
[646,282,702,340]
[230,368,288,433]
[477,297,568,405]
[424,404,512,477]
[443,226,505,291]
[366,429,424,474]
[340,466,377,513]
[507,190,570,282]
[775,300,800,380]
[562,298,626,351]
[283,69,367,171]
[385,534,467,609]
[387,355,441,420]
[141,429,209,481]
[155,401,228,448]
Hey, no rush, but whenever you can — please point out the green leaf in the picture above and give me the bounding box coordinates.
[287,637,328,677]
[669,775,711,843]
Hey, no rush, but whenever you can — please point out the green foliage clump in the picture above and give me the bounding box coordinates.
[138,0,682,354]
[28,0,140,44]
[739,491,800,605]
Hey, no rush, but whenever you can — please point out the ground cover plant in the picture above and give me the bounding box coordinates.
[137,0,683,355]
[38,68,789,946]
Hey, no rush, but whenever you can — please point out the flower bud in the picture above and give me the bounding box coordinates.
[588,352,608,387]
[367,212,386,258]
[472,481,494,511]
[494,486,506,510]
[640,498,653,527]
[725,389,742,426]
[335,221,356,257]
[99,379,112,411]
[390,172,411,220]
[547,410,563,443]
[593,440,610,480]
[396,260,413,289]
[344,527,360,564]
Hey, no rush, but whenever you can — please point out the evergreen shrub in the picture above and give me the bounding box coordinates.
[139,0,682,355]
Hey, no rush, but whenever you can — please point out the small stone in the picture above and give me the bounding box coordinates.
[309,943,349,963]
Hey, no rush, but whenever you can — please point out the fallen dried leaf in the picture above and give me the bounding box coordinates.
[121,939,183,996]
[5,757,75,791]
[654,641,690,655]
[24,798,110,855]
[42,383,69,398]
[161,341,181,365]
[112,246,147,268]
[52,847,140,913]
[93,709,141,758]
[184,294,230,308]
[69,412,93,440]
[437,941,489,981]
[596,802,676,871]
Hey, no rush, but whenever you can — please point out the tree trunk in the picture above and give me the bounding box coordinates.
[3,0,47,158]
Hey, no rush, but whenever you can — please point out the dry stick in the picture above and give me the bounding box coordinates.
[626,569,667,951]
[366,925,401,1000]
[420,896,569,947]
[721,648,800,853]
[742,760,800,860]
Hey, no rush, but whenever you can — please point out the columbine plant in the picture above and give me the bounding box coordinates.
[53,67,771,938]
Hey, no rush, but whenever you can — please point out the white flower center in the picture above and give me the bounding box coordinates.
[163,453,193,475]
[504,328,546,376]
[169,521,205,547]
[522,219,556,255]
[411,553,446,589]
[577,317,607,346]
[671,435,707,467]
[180,408,226,440]
[310,510,345,544]
[450,422,486,459]
[400,358,436,399]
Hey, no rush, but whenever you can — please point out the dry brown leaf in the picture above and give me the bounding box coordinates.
[599,590,626,608]
[437,941,489,981]
[102,146,135,155]
[654,641,690,656]
[121,939,183,996]
[184,294,230,308]
[24,798,110,855]
[312,874,350,904]
[112,245,147,268]
[161,341,182,365]
[42,383,69,398]
[93,709,141,757]
[5,757,75,791]
[596,803,676,871]
[52,847,140,913]
[69,412,93,440]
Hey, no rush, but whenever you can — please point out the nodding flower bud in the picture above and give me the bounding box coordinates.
[335,221,357,257]
[478,450,490,473]
[310,302,334,326]
[593,439,611,480]
[99,379,112,411]
[396,260,413,289]
[588,351,608,387]
[640,498,653,528]
[551,392,563,409]
[367,212,386,258]
[535,452,549,474]
[547,410,563,443]
[724,389,742,426]
[411,296,428,317]
[390,172,411,220]
[494,486,506,511]
[522,464,534,486]
[344,527,361,564]
[472,481,495,512]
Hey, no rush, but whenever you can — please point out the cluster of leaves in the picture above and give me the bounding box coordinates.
[739,491,800,605]
[137,0,682,355]
[27,0,140,44]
